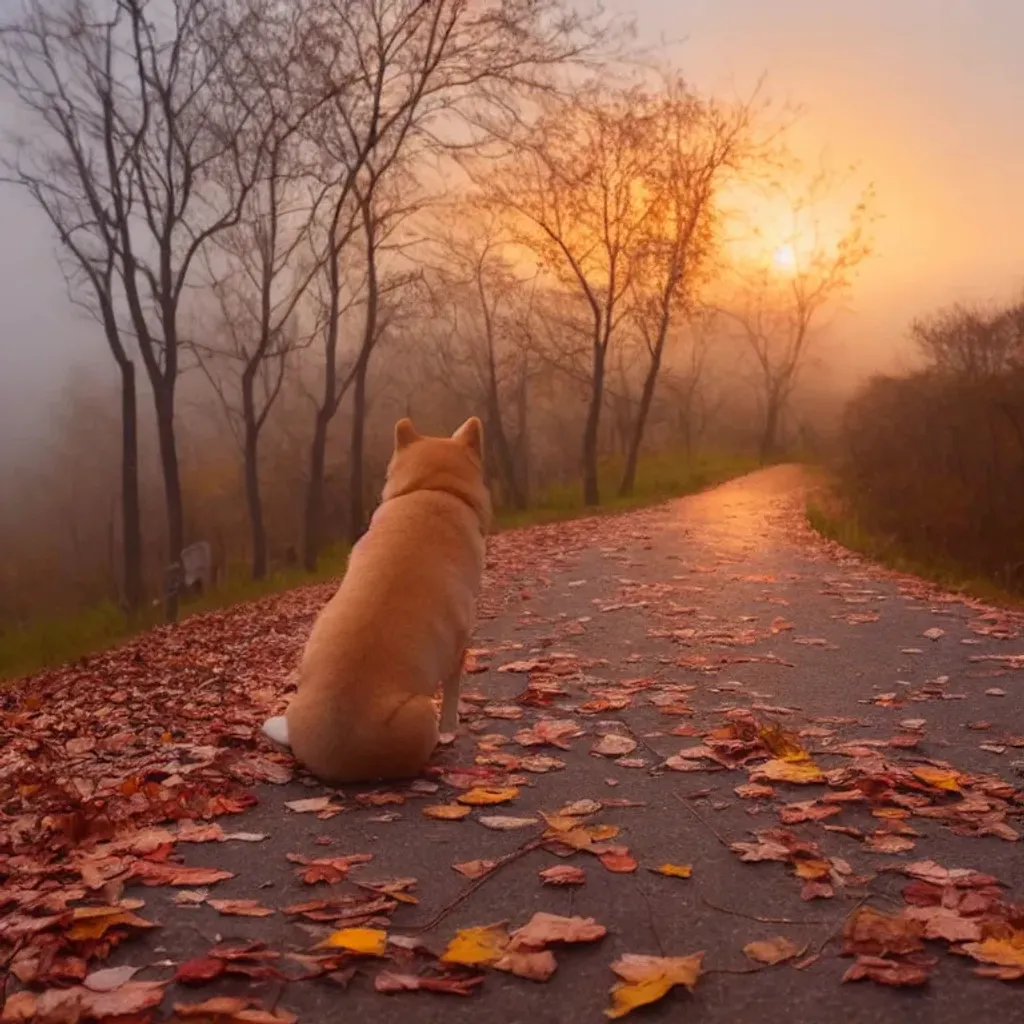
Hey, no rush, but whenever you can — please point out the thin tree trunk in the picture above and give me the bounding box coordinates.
[118,360,143,618]
[240,368,268,580]
[619,344,664,497]
[582,344,605,506]
[154,388,184,622]
[304,411,330,572]
[760,391,781,465]
[348,356,369,545]
[486,384,525,509]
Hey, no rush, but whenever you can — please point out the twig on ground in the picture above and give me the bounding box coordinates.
[699,894,831,926]
[404,836,544,934]
[672,790,731,848]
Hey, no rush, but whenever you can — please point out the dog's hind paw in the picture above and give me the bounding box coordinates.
[261,715,291,750]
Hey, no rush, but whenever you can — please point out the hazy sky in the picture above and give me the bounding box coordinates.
[1,0,1022,454]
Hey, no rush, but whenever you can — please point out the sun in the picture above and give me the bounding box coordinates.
[772,243,797,274]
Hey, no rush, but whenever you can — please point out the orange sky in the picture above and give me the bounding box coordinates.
[620,0,1024,378]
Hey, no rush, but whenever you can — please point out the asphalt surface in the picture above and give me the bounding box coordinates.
[97,466,1024,1021]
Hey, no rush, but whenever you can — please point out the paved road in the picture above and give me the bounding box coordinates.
[4,466,1024,1023]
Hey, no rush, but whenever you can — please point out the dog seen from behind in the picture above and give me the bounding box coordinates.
[261,416,491,783]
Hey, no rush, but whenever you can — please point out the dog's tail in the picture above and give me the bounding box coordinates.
[261,715,291,750]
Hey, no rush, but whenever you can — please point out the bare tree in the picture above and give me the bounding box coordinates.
[911,298,1024,380]
[0,0,147,615]
[194,6,337,580]
[297,0,612,569]
[619,80,762,496]
[427,207,534,509]
[479,84,662,505]
[720,170,875,462]
[0,0,286,620]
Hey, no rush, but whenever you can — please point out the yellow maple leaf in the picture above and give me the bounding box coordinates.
[962,930,1024,973]
[758,724,810,763]
[441,922,510,966]
[911,766,961,792]
[651,864,693,879]
[606,953,703,1018]
[793,858,831,881]
[754,759,824,785]
[315,927,387,955]
[457,786,520,806]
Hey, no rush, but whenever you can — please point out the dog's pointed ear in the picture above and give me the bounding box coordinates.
[452,416,483,457]
[394,417,419,451]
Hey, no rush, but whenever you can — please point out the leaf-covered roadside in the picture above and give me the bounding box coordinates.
[3,471,1024,1022]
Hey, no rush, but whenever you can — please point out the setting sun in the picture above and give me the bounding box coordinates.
[772,243,797,274]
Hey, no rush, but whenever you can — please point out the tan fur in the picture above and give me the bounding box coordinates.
[277,416,490,784]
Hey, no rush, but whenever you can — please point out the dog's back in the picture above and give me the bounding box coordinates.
[283,418,490,782]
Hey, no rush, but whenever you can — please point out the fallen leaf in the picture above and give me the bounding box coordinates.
[864,833,916,855]
[758,724,809,762]
[597,846,638,873]
[922,628,945,641]
[510,912,607,950]
[751,759,824,785]
[374,971,485,995]
[606,952,703,1019]
[743,936,802,965]
[208,899,275,918]
[591,735,638,757]
[456,786,520,806]
[284,796,340,814]
[843,955,929,987]
[911,766,960,792]
[175,958,227,984]
[735,783,775,799]
[842,907,923,956]
[904,905,982,943]
[494,949,558,981]
[441,922,510,966]
[82,965,140,992]
[650,864,692,879]
[316,927,388,956]
[453,860,497,880]
[961,929,1024,980]
[539,865,586,886]
[422,804,472,821]
[478,815,538,830]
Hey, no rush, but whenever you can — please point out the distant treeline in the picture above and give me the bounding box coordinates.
[838,295,1024,589]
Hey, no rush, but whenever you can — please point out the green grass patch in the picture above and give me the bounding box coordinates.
[0,545,350,682]
[1,449,759,681]
[805,479,1024,610]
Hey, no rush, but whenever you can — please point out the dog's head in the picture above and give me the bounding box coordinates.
[381,416,491,532]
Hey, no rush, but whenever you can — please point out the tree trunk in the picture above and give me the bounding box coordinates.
[154,388,184,622]
[619,345,664,497]
[303,411,330,572]
[244,432,267,581]
[759,392,782,465]
[241,371,268,581]
[348,357,369,545]
[486,385,525,510]
[118,360,143,618]
[581,345,605,506]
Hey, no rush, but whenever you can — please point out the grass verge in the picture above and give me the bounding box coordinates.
[805,477,1024,610]
[1,449,760,680]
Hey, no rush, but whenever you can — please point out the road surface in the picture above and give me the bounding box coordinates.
[3,465,1023,1023]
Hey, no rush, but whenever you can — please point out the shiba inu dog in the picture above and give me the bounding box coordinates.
[261,416,490,783]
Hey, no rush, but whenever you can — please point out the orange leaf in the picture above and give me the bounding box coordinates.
[422,804,471,821]
[606,953,703,1018]
[456,786,520,806]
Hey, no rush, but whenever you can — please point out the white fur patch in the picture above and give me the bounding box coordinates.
[261,715,291,750]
